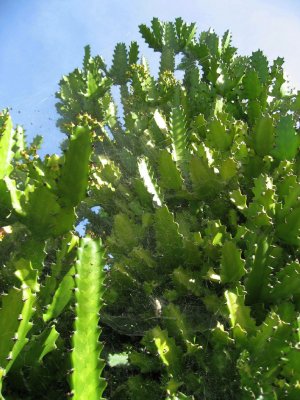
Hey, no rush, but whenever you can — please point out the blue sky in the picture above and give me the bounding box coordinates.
[1,0,299,155]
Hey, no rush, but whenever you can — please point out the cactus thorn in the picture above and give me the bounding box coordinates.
[67,368,74,375]
[11,334,18,342]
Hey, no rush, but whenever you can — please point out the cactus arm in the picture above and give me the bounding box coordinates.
[151,327,182,377]
[5,288,35,374]
[158,149,183,190]
[27,325,59,364]
[154,206,183,266]
[0,112,13,179]
[40,233,78,306]
[225,287,256,336]
[3,177,24,216]
[269,261,300,301]
[220,240,246,284]
[14,258,40,293]
[57,125,92,207]
[43,266,75,322]
[145,326,183,396]
[110,43,128,85]
[71,237,106,399]
[0,289,23,373]
[0,287,35,394]
[169,106,188,166]
[25,186,74,239]
[11,325,59,371]
[138,157,163,207]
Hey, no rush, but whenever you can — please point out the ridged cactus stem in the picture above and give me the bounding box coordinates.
[71,237,106,399]
[0,287,35,396]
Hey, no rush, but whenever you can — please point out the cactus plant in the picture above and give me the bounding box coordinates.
[0,110,103,399]
[1,16,300,399]
[56,18,300,398]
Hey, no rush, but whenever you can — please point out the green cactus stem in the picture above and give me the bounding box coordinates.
[0,287,35,395]
[71,237,106,399]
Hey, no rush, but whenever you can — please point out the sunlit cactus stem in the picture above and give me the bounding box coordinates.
[71,237,106,400]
